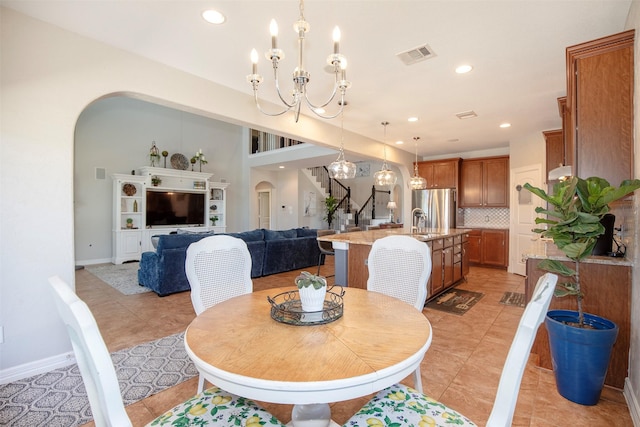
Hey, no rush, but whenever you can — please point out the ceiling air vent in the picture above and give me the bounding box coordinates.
[456,110,478,120]
[396,44,436,65]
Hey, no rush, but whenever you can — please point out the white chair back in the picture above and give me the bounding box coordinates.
[49,276,133,427]
[185,235,253,315]
[486,272,558,426]
[366,235,432,310]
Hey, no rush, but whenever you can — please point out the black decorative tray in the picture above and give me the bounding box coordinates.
[268,287,345,326]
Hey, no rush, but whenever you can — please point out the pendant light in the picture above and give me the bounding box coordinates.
[327,109,356,179]
[373,121,397,187]
[408,136,427,190]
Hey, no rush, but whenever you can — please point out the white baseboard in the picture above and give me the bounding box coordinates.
[625,378,640,426]
[0,351,76,385]
[76,257,113,266]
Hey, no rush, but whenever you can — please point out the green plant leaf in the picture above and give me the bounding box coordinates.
[537,259,575,277]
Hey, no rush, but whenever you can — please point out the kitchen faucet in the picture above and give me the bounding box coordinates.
[411,208,426,234]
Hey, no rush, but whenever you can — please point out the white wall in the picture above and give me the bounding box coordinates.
[625,0,640,416]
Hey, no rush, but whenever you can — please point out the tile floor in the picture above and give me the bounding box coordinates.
[75,260,632,426]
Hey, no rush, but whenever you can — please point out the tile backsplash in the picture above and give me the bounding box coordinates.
[460,208,510,229]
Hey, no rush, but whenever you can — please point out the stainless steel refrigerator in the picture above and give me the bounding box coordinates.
[411,188,457,231]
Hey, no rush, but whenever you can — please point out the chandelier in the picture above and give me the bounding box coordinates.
[408,136,427,190]
[327,109,356,179]
[373,121,397,187]
[246,0,351,122]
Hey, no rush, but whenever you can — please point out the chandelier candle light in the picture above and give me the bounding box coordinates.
[373,121,397,187]
[247,0,351,122]
[409,136,427,190]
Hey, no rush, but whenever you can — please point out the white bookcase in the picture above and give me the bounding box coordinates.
[112,167,229,264]
[208,182,229,233]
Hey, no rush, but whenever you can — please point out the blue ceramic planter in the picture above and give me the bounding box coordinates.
[545,310,618,406]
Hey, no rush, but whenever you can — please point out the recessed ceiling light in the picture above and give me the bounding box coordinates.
[395,140,404,145]
[499,123,511,128]
[278,165,285,169]
[408,117,419,122]
[202,9,226,24]
[455,64,473,74]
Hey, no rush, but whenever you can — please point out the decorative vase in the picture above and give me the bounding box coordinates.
[298,282,327,312]
[545,309,618,405]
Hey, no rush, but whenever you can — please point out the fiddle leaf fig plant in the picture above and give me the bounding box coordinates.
[295,271,327,290]
[524,176,640,326]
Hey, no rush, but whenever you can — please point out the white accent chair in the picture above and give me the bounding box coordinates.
[366,235,432,392]
[48,276,284,427]
[344,273,558,427]
[185,235,253,392]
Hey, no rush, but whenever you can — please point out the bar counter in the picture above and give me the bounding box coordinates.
[523,238,633,267]
[318,227,471,287]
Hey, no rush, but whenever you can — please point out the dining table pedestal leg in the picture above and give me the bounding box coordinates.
[290,403,332,427]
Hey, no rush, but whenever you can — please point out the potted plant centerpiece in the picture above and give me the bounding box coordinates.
[295,271,327,312]
[125,218,134,229]
[524,176,640,405]
[210,215,219,226]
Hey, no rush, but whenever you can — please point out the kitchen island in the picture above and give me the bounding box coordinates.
[318,227,471,296]
[524,239,632,389]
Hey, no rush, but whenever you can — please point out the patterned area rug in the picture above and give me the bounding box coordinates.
[425,288,484,316]
[0,332,197,427]
[85,262,150,295]
[500,291,526,308]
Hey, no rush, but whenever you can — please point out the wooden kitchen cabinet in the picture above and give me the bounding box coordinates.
[526,257,630,389]
[428,239,444,296]
[565,30,634,186]
[459,156,509,207]
[543,129,564,181]
[467,228,508,269]
[417,158,461,189]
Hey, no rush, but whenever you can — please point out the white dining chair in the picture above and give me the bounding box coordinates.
[48,276,284,427]
[185,235,253,392]
[344,273,558,427]
[366,235,432,392]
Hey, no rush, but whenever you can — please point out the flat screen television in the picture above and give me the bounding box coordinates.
[146,190,205,227]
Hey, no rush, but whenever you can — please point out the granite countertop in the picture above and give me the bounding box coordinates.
[524,238,633,267]
[317,227,471,246]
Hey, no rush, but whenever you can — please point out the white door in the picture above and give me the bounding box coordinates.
[509,164,543,276]
[258,190,271,229]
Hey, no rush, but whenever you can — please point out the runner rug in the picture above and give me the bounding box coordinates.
[426,288,484,316]
[499,291,526,308]
[0,332,197,427]
[85,262,151,295]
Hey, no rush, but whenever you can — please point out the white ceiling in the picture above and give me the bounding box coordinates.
[2,0,632,159]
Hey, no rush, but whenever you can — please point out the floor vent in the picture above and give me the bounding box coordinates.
[396,44,436,65]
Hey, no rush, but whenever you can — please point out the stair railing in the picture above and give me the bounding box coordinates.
[355,186,390,226]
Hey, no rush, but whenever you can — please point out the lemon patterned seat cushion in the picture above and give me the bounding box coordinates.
[148,386,285,427]
[343,383,476,427]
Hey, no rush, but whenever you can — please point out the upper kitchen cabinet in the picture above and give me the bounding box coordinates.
[565,30,634,186]
[459,156,509,208]
[543,129,564,182]
[417,158,461,189]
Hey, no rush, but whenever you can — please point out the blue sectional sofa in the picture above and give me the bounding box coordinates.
[137,228,321,296]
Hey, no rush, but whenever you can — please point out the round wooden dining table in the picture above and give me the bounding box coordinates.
[184,286,432,423]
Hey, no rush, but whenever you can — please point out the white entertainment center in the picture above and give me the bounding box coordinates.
[112,167,229,264]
